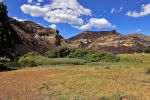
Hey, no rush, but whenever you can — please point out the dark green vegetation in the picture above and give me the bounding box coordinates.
[0,2,18,71]
[143,46,150,53]
[18,47,119,67]
[0,2,16,49]
[45,47,120,62]
[1,46,150,70]
[19,52,87,67]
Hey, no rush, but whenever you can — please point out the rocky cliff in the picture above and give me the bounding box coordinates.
[68,30,150,53]
[9,18,65,55]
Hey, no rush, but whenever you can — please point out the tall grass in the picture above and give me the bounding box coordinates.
[19,52,87,67]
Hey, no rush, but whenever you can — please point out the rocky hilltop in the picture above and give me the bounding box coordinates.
[68,30,150,53]
[9,18,65,54]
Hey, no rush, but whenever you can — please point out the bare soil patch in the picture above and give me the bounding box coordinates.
[0,69,69,100]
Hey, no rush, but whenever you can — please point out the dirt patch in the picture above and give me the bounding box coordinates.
[0,69,69,100]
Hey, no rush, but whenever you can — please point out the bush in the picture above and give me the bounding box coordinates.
[45,47,73,58]
[143,46,150,53]
[19,52,87,67]
[19,52,40,67]
[46,47,120,62]
[67,48,87,58]
[84,51,120,62]
[0,57,10,63]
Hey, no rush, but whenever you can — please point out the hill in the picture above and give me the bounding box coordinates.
[127,33,150,41]
[68,31,150,53]
[0,2,150,55]
[0,2,65,55]
[9,18,65,54]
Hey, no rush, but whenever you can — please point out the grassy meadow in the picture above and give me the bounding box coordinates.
[1,52,150,100]
[4,53,148,100]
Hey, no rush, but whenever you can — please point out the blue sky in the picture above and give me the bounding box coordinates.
[2,0,150,38]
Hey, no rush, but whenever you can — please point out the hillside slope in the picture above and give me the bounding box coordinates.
[127,33,150,41]
[9,18,65,54]
[68,30,150,53]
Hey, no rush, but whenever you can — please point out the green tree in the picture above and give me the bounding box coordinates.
[0,2,15,48]
[0,2,16,61]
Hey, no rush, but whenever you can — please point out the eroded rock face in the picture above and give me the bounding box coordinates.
[9,18,65,55]
[68,31,150,53]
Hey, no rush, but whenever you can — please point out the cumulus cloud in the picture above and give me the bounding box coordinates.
[74,18,112,30]
[21,0,91,25]
[27,0,32,3]
[20,4,49,17]
[21,0,114,30]
[49,24,57,29]
[12,17,27,21]
[126,4,150,17]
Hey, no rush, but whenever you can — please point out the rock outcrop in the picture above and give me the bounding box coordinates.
[68,30,150,53]
[9,18,65,54]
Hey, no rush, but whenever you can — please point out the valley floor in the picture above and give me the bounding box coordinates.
[0,65,150,100]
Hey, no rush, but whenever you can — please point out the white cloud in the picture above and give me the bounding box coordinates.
[126,4,150,17]
[49,24,57,29]
[21,4,49,17]
[21,0,91,25]
[135,29,141,33]
[0,0,3,2]
[12,17,27,21]
[111,7,123,14]
[112,25,116,30]
[38,0,43,3]
[119,7,124,12]
[27,0,32,3]
[111,8,116,14]
[74,18,112,30]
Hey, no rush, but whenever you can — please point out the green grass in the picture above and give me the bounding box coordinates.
[31,65,150,100]
[19,55,87,66]
[118,53,150,63]
[17,53,150,99]
[39,58,87,65]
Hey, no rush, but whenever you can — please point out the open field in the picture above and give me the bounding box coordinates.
[0,66,150,100]
[0,54,150,100]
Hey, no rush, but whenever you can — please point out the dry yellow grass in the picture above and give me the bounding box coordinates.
[0,65,150,100]
[44,66,150,100]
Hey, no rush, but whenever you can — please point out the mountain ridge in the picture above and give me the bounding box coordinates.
[67,30,150,53]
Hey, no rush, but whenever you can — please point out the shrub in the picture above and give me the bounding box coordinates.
[19,52,87,67]
[45,50,58,58]
[45,47,73,58]
[67,48,87,58]
[143,46,150,53]
[84,51,120,62]
[19,52,40,67]
[0,57,10,63]
[46,47,120,62]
